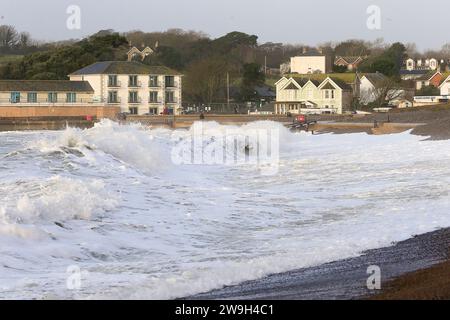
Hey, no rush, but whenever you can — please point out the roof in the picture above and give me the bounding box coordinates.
[0,80,94,92]
[293,50,324,57]
[335,56,364,64]
[400,69,429,75]
[254,85,276,97]
[286,73,359,84]
[285,77,352,90]
[362,72,388,86]
[328,78,352,90]
[69,61,181,76]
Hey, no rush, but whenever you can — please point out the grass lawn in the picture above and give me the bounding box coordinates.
[0,54,23,66]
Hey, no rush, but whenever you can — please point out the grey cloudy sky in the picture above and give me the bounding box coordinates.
[0,0,447,51]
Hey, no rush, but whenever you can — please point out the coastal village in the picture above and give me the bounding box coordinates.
[2,1,450,304]
[0,29,450,135]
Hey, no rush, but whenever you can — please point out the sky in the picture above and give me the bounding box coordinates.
[0,0,448,51]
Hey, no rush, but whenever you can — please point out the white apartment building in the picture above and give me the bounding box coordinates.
[69,61,183,115]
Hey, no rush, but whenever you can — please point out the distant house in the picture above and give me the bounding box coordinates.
[280,62,291,75]
[127,46,155,62]
[389,98,413,109]
[415,71,445,90]
[290,49,332,74]
[275,75,356,115]
[69,61,183,115]
[401,57,440,80]
[405,58,439,71]
[254,85,276,102]
[399,69,429,80]
[360,72,388,105]
[439,75,450,96]
[334,56,365,71]
[360,72,415,107]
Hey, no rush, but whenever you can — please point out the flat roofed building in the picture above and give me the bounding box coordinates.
[69,61,183,115]
[0,80,94,105]
[290,50,332,74]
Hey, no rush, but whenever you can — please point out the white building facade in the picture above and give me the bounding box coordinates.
[290,51,331,74]
[275,77,353,115]
[69,61,183,115]
[440,75,450,96]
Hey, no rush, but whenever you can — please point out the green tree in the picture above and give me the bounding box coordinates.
[240,63,265,101]
[416,85,440,96]
[183,56,230,104]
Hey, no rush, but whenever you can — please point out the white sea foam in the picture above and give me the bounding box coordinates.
[1,121,450,299]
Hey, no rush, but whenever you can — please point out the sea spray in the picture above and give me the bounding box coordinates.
[0,121,450,299]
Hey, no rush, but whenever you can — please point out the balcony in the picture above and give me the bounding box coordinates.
[128,81,142,88]
[165,98,178,104]
[108,81,121,88]
[149,82,162,88]
[149,99,162,104]
[128,97,141,104]
[107,97,121,104]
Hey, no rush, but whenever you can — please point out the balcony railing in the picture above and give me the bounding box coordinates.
[107,97,121,104]
[165,98,178,104]
[108,81,121,88]
[149,82,162,88]
[128,97,141,104]
[149,99,162,104]
[128,81,142,88]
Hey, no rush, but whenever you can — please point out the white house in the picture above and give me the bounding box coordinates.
[359,73,388,105]
[275,76,354,115]
[290,50,332,74]
[405,57,439,71]
[69,61,183,115]
[439,75,450,96]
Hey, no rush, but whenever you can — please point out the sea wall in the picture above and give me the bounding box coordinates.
[0,105,120,119]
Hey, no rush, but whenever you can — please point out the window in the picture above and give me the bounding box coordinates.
[325,90,329,99]
[149,107,158,115]
[48,92,58,103]
[108,91,118,103]
[129,107,138,115]
[10,92,20,103]
[108,75,118,87]
[27,92,37,103]
[129,75,138,87]
[149,91,159,103]
[149,76,158,87]
[331,90,335,99]
[165,76,175,87]
[66,92,77,103]
[129,91,139,103]
[165,91,175,103]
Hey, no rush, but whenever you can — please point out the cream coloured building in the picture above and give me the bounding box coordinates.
[69,61,183,115]
[290,50,332,74]
[275,76,354,115]
[0,80,94,105]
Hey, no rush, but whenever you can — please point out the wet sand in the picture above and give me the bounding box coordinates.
[310,104,450,140]
[187,228,450,300]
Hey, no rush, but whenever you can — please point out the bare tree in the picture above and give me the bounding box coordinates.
[371,78,406,109]
[184,56,230,104]
[0,25,19,49]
